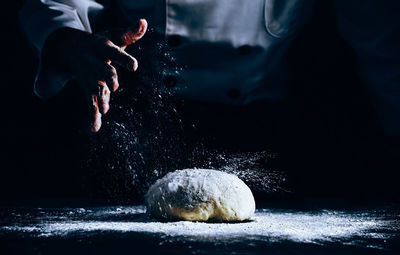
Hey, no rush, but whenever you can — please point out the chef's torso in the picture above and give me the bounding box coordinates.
[20,0,400,137]
[113,0,314,104]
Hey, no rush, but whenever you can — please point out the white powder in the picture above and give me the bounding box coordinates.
[1,207,390,247]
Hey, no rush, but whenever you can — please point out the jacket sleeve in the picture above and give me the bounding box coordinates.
[334,0,400,137]
[19,0,105,99]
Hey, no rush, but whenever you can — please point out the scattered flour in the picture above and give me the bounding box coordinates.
[1,206,392,249]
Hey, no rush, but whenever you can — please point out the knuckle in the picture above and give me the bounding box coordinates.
[104,85,111,95]
[104,41,121,55]
[109,64,117,72]
[104,39,115,47]
[112,79,119,91]
[108,65,117,77]
[97,80,106,88]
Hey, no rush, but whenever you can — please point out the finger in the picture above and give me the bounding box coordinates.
[77,69,103,132]
[106,62,119,92]
[89,94,102,133]
[104,42,138,71]
[92,61,119,92]
[97,80,111,114]
[111,19,148,48]
[104,62,119,92]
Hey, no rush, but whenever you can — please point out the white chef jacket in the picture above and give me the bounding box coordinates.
[19,0,400,137]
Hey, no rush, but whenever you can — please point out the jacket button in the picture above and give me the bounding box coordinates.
[227,89,241,99]
[167,35,182,47]
[163,75,177,88]
[237,45,252,55]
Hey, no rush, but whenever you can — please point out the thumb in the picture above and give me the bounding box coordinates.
[110,19,148,48]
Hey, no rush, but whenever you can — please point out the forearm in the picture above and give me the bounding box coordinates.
[19,0,105,98]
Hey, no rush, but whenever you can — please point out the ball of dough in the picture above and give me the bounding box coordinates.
[145,169,255,222]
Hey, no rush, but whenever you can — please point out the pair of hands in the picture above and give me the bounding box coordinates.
[46,19,148,132]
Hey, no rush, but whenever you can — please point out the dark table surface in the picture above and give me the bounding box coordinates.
[1,202,399,255]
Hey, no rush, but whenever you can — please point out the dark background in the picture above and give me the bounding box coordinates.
[1,1,398,205]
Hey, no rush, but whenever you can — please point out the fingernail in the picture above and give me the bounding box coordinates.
[138,19,148,33]
[139,19,148,27]
[132,60,138,71]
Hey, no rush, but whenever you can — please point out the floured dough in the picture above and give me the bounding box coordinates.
[145,169,255,222]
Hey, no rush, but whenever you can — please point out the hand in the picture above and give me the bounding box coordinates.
[43,19,148,132]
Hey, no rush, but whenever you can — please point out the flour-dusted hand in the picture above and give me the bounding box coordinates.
[42,19,148,132]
